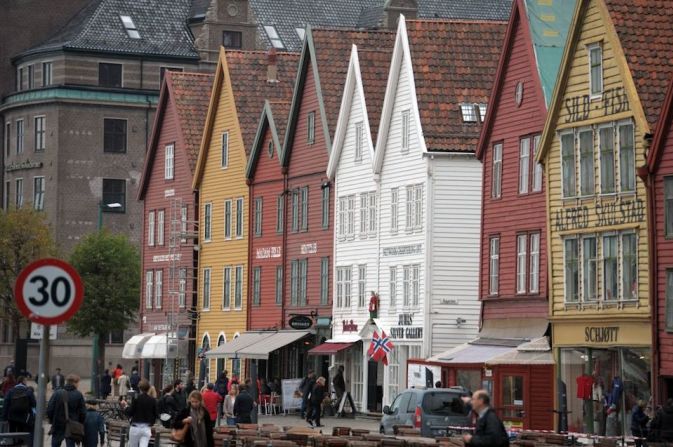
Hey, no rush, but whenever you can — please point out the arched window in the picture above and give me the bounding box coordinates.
[216,333,226,377]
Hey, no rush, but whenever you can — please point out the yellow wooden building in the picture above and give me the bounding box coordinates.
[536,0,670,435]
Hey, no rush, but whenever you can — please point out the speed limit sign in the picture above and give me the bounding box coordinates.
[14,258,84,325]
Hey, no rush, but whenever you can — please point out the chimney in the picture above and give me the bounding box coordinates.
[384,0,418,29]
[267,48,278,83]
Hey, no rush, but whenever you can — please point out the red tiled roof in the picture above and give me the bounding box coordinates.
[169,72,214,173]
[357,45,394,144]
[269,100,291,146]
[604,0,673,131]
[406,19,507,152]
[312,28,396,135]
[226,50,300,154]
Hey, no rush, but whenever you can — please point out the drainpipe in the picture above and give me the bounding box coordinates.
[423,156,433,359]
[281,167,289,329]
[246,179,253,332]
[642,165,659,404]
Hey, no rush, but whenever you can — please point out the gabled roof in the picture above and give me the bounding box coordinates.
[189,0,512,53]
[327,42,394,179]
[138,71,213,200]
[246,100,292,180]
[476,0,574,160]
[20,0,199,60]
[193,48,299,188]
[281,27,395,167]
[538,0,673,162]
[647,75,673,174]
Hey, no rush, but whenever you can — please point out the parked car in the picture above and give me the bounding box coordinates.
[380,388,471,437]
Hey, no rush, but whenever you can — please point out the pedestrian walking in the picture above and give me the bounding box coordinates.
[113,364,123,397]
[158,384,180,428]
[462,390,509,447]
[83,400,105,447]
[172,391,214,447]
[215,372,229,398]
[332,366,346,402]
[223,385,238,426]
[299,370,315,419]
[174,379,188,411]
[130,369,141,392]
[233,385,254,424]
[307,377,326,428]
[123,379,158,447]
[202,383,222,423]
[3,376,36,442]
[118,370,130,399]
[51,368,65,391]
[649,398,673,442]
[631,400,649,446]
[100,370,112,400]
[47,374,86,447]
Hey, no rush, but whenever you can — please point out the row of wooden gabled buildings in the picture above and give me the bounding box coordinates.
[127,0,673,435]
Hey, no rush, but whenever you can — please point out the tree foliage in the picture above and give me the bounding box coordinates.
[67,230,140,338]
[0,208,57,324]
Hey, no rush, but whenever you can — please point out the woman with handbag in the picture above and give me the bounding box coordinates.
[122,379,158,447]
[172,391,214,447]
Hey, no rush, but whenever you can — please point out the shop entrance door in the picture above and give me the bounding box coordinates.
[501,370,529,430]
[368,360,378,412]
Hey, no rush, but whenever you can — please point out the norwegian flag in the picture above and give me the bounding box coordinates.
[368,330,394,366]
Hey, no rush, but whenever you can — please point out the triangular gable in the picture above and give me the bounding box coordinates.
[536,0,649,163]
[648,76,673,174]
[476,0,547,161]
[327,45,375,180]
[193,47,236,189]
[245,100,285,180]
[372,15,426,174]
[280,26,332,167]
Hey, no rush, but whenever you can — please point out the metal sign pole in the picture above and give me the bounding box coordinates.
[33,325,50,447]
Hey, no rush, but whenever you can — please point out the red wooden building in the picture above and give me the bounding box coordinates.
[422,0,573,431]
[133,72,213,386]
[646,74,673,404]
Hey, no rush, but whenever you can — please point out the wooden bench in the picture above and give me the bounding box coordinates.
[106,421,129,447]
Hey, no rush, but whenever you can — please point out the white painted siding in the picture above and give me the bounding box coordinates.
[427,154,482,355]
[333,79,378,342]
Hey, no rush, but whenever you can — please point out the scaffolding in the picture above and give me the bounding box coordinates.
[162,195,199,385]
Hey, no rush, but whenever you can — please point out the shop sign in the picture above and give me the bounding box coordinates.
[440,298,459,305]
[256,246,281,259]
[585,326,619,343]
[5,160,43,172]
[382,244,422,257]
[164,189,175,198]
[342,320,358,332]
[153,324,169,331]
[390,313,423,340]
[563,87,629,124]
[289,315,313,330]
[484,368,493,377]
[153,253,181,262]
[553,197,645,231]
[300,242,317,254]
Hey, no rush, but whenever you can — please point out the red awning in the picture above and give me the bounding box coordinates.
[307,342,355,355]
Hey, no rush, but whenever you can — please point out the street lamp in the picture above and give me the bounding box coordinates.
[91,201,122,397]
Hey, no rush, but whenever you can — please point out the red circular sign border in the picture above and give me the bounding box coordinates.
[14,258,84,325]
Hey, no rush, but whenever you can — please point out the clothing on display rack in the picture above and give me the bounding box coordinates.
[576,374,594,400]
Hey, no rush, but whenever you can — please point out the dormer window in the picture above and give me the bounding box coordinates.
[120,15,140,39]
[296,28,306,41]
[460,103,487,123]
[264,25,284,49]
[588,43,603,97]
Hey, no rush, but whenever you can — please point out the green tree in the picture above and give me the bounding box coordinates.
[0,207,57,341]
[67,231,140,391]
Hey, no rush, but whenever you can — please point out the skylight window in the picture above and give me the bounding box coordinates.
[120,15,140,39]
[479,104,487,121]
[296,28,306,41]
[460,103,488,123]
[264,25,284,49]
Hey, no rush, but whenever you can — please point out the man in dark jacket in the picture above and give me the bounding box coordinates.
[300,371,315,419]
[51,368,65,391]
[47,374,86,447]
[333,366,346,402]
[173,379,187,411]
[650,399,673,442]
[215,371,229,398]
[463,390,509,447]
[307,377,326,427]
[3,376,36,438]
[129,370,141,392]
[233,385,255,424]
[83,400,105,447]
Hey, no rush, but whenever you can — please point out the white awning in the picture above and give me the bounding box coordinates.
[141,333,179,359]
[122,333,155,359]
[205,332,274,359]
[427,343,514,364]
[486,338,553,365]
[237,330,311,360]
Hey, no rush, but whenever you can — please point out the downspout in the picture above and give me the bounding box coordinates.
[423,155,433,359]
[643,167,659,404]
[246,179,253,332]
[281,167,289,329]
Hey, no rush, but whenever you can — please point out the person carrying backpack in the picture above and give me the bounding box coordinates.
[158,384,179,428]
[3,376,36,439]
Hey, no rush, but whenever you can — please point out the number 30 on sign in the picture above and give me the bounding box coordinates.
[14,258,84,325]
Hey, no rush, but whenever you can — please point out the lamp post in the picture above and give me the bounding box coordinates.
[91,201,121,397]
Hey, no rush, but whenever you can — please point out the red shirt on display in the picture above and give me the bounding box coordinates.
[576,375,594,399]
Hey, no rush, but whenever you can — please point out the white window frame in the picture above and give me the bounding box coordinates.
[588,43,603,98]
[516,234,527,294]
[164,143,174,180]
[489,236,500,295]
[359,193,368,238]
[223,266,231,310]
[529,233,540,294]
[307,112,315,144]
[347,195,355,238]
[263,25,284,49]
[157,209,165,246]
[560,131,576,198]
[234,265,243,309]
[358,265,367,307]
[403,265,411,306]
[578,128,595,197]
[276,195,284,233]
[563,237,580,303]
[221,132,229,169]
[203,268,211,310]
[224,199,232,239]
[532,135,543,192]
[155,269,163,309]
[412,265,420,306]
[599,124,616,195]
[253,266,261,305]
[368,192,377,235]
[354,121,363,162]
[148,211,155,246]
[300,187,308,231]
[582,235,598,302]
[275,266,283,305]
[254,197,263,236]
[618,121,635,193]
[519,138,530,194]
[492,143,502,198]
[389,266,397,307]
[338,196,346,239]
[235,198,244,238]
[391,188,399,233]
[320,257,329,305]
[178,268,186,308]
[204,203,212,242]
[401,110,410,152]
[145,271,153,309]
